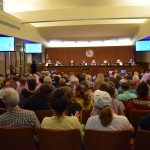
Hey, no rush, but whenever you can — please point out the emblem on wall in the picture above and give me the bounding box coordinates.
[86,49,94,57]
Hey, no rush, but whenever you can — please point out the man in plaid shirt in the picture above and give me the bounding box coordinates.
[0,88,40,128]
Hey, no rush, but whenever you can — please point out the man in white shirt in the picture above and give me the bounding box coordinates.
[45,60,52,66]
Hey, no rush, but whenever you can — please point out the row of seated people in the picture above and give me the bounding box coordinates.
[45,59,135,66]
[0,70,150,133]
[0,84,149,130]
[0,87,150,150]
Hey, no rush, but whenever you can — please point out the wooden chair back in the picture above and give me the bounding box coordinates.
[37,128,81,150]
[84,129,132,150]
[0,126,36,150]
[33,109,54,123]
[80,109,92,124]
[0,108,7,115]
[134,130,150,150]
[128,109,150,130]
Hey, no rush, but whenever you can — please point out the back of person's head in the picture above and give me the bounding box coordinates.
[99,82,115,97]
[94,73,105,90]
[112,77,120,89]
[61,86,73,100]
[13,74,20,82]
[94,90,113,127]
[93,90,113,127]
[99,106,113,127]
[44,76,52,85]
[59,77,66,87]
[121,82,130,91]
[5,79,17,89]
[54,76,60,84]
[2,88,19,107]
[83,91,92,106]
[49,88,69,115]
[94,90,112,108]
[136,81,149,98]
[85,74,92,81]
[99,82,110,93]
[75,84,86,98]
[69,77,79,86]
[37,83,53,97]
[27,78,36,91]
[19,77,27,85]
[132,75,140,82]
[39,75,45,84]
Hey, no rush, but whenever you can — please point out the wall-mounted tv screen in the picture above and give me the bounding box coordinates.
[25,43,42,53]
[0,37,14,52]
[136,41,150,52]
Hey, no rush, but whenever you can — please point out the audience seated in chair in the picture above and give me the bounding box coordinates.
[86,90,133,131]
[0,88,40,128]
[91,82,125,116]
[126,81,150,116]
[24,84,54,110]
[41,88,83,136]
[73,84,94,110]
[116,82,137,101]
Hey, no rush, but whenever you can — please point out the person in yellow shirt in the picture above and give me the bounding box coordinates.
[73,84,94,110]
[41,88,83,136]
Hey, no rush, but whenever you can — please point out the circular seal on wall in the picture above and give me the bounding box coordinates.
[86,49,94,57]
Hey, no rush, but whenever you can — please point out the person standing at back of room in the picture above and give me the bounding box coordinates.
[30,61,37,75]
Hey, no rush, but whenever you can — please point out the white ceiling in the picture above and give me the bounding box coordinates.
[3,0,150,43]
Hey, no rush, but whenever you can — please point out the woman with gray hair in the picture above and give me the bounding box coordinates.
[0,88,40,128]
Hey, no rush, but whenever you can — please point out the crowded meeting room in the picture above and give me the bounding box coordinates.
[1,0,150,150]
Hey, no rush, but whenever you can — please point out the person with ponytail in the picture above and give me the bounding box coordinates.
[85,90,133,130]
[73,84,93,110]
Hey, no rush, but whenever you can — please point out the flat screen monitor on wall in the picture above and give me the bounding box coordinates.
[0,37,15,52]
[135,41,150,52]
[25,43,42,53]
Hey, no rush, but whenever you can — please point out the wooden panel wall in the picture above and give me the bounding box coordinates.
[46,46,134,65]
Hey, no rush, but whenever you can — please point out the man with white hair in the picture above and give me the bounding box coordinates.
[0,88,40,128]
[44,75,53,86]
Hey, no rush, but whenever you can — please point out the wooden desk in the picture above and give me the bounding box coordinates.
[37,64,147,75]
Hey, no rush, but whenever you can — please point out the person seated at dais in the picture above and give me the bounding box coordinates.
[69,60,74,66]
[128,58,135,66]
[91,59,98,66]
[80,60,87,66]
[45,59,53,66]
[102,60,109,65]
[55,61,63,66]
[116,59,123,66]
